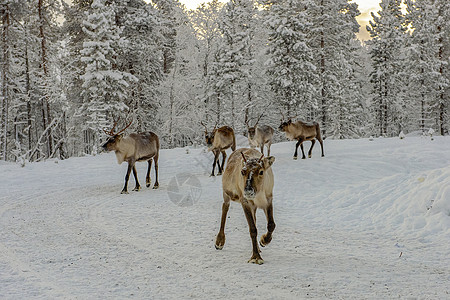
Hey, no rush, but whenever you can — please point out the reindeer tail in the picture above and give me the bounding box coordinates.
[316,123,324,141]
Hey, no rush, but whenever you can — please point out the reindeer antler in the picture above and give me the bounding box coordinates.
[241,152,247,163]
[115,120,133,136]
[103,118,120,136]
[213,120,218,131]
[200,121,208,132]
[258,154,264,162]
[254,113,264,127]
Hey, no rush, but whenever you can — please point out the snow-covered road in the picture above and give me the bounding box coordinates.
[1,136,449,299]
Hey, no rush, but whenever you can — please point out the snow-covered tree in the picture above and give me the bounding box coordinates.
[306,0,364,138]
[157,4,203,147]
[153,0,181,74]
[79,0,137,153]
[190,0,224,124]
[366,0,408,137]
[1,0,65,162]
[435,0,450,135]
[404,0,443,133]
[213,0,258,130]
[113,0,163,133]
[264,0,317,118]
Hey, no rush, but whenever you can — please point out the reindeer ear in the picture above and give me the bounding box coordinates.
[263,156,275,169]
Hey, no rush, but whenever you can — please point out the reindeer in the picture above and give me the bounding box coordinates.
[215,148,276,264]
[279,116,324,160]
[102,120,160,194]
[201,122,236,176]
[246,114,274,156]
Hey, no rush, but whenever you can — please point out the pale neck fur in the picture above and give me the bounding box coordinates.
[115,150,126,164]
[285,123,298,140]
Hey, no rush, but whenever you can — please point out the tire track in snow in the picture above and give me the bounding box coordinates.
[0,187,92,299]
[0,243,75,299]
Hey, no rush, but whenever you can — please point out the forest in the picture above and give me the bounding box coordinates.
[0,0,448,162]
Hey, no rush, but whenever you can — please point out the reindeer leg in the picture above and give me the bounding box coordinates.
[242,201,263,264]
[146,159,153,188]
[215,192,231,250]
[260,145,264,155]
[216,160,221,174]
[267,143,271,157]
[293,138,303,160]
[308,139,316,158]
[211,150,220,176]
[121,162,134,194]
[300,142,306,159]
[260,198,276,247]
[132,166,141,191]
[218,150,226,175]
[319,138,325,157]
[153,154,159,189]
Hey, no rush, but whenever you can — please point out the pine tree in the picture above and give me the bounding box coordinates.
[435,0,450,135]
[214,0,258,130]
[79,0,137,154]
[404,0,443,133]
[366,0,408,136]
[306,0,364,138]
[157,3,202,147]
[113,0,163,133]
[190,0,225,125]
[153,0,180,74]
[0,0,48,162]
[264,0,317,118]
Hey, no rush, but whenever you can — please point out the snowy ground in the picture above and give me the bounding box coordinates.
[1,135,449,299]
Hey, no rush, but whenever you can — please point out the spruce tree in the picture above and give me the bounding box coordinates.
[306,0,364,138]
[366,0,407,136]
[214,0,258,130]
[264,0,317,118]
[79,0,137,153]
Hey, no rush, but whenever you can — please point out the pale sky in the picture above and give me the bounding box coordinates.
[179,0,383,40]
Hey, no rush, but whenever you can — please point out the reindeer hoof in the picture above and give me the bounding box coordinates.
[217,172,222,176]
[260,235,272,247]
[152,183,159,189]
[302,156,306,159]
[210,174,215,177]
[293,156,298,160]
[133,186,141,192]
[308,155,312,158]
[121,190,129,194]
[248,257,264,265]
[215,234,225,250]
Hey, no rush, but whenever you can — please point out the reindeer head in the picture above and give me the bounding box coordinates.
[278,119,292,132]
[102,134,123,152]
[102,119,132,152]
[246,114,263,140]
[247,127,256,139]
[240,152,275,200]
[201,121,217,147]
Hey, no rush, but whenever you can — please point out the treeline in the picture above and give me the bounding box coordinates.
[0,0,448,163]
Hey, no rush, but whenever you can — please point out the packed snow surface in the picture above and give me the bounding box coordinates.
[1,136,449,299]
